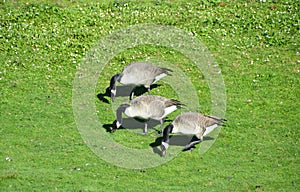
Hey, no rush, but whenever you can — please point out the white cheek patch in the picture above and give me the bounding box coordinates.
[116,121,122,128]
[161,142,169,150]
[111,89,116,95]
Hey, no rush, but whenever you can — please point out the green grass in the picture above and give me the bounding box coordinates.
[1,0,299,191]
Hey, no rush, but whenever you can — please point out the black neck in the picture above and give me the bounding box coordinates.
[109,74,120,91]
[162,124,173,143]
[116,104,129,125]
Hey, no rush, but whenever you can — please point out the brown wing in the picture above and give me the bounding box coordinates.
[123,62,172,86]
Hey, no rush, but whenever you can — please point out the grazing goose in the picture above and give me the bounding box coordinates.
[109,62,172,102]
[160,112,226,156]
[112,95,182,135]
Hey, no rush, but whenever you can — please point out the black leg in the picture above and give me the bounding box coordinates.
[147,87,151,95]
[158,118,164,133]
[137,122,148,135]
[160,118,164,127]
[144,122,148,134]
[129,87,136,101]
[183,140,202,151]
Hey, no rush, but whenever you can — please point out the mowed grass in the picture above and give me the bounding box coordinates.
[1,0,299,191]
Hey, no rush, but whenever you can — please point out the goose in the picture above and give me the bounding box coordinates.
[108,62,172,102]
[160,112,226,156]
[112,95,182,135]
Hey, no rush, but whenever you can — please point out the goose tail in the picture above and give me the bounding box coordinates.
[161,67,173,76]
[204,114,227,126]
[169,99,185,109]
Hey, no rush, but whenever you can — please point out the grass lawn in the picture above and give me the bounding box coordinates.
[1,0,299,191]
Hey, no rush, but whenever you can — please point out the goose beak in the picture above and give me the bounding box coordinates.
[111,120,117,133]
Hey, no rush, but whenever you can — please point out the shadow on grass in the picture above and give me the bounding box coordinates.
[150,135,215,156]
[102,123,116,133]
[96,84,161,104]
[97,87,111,104]
[102,117,172,134]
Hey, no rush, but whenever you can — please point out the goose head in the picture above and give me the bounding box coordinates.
[111,104,130,132]
[160,123,174,156]
[109,74,121,102]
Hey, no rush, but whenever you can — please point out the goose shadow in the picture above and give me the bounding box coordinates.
[102,117,172,133]
[150,135,215,156]
[96,87,110,104]
[96,84,161,104]
[131,84,160,97]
